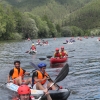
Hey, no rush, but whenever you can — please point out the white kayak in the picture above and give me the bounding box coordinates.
[6,83,70,100]
[67,42,73,44]
[36,43,49,46]
[29,50,37,54]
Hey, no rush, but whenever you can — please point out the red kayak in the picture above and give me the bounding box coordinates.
[50,57,68,64]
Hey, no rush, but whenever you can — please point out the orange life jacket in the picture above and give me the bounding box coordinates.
[54,52,61,57]
[35,70,49,85]
[12,67,24,79]
[60,51,66,56]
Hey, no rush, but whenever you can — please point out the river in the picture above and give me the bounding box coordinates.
[0,37,100,100]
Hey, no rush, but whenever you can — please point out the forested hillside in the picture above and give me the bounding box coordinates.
[1,0,92,21]
[0,0,100,40]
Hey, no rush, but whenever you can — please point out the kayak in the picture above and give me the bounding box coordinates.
[6,83,70,100]
[97,39,100,41]
[50,57,68,64]
[36,42,49,46]
[67,42,73,44]
[29,50,37,54]
[36,42,43,45]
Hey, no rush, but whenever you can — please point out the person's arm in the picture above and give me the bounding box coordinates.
[7,69,13,82]
[35,46,36,50]
[23,69,30,75]
[54,53,56,57]
[33,72,49,83]
[7,75,11,83]
[65,51,68,56]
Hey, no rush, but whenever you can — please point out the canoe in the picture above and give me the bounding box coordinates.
[6,83,70,100]
[50,57,68,64]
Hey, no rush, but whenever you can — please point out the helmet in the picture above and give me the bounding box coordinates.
[32,44,34,45]
[61,46,64,49]
[18,85,31,95]
[56,48,59,51]
[38,63,46,68]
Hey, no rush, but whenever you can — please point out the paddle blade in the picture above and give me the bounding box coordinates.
[54,63,69,83]
[39,58,46,60]
[30,62,40,70]
[47,55,52,59]
[25,51,29,53]
[63,43,67,44]
[68,50,75,52]
[68,56,74,58]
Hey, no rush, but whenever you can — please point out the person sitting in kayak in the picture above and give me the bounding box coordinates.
[30,44,36,51]
[37,39,41,44]
[26,63,58,100]
[45,41,48,44]
[66,39,68,43]
[54,48,62,58]
[12,85,35,100]
[60,46,68,57]
[7,61,30,85]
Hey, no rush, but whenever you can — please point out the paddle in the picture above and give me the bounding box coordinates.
[25,50,29,53]
[68,50,75,52]
[63,43,67,44]
[38,63,69,100]
[38,56,74,61]
[38,58,46,60]
[39,55,52,60]
[47,55,52,59]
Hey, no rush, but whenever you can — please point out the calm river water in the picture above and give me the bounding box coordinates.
[0,37,100,100]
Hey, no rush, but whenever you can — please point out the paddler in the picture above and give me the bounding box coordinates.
[30,44,36,51]
[37,39,41,44]
[26,63,57,100]
[54,48,62,58]
[7,61,30,85]
[60,46,68,57]
[12,85,35,100]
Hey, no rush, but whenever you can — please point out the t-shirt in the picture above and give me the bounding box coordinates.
[9,68,26,76]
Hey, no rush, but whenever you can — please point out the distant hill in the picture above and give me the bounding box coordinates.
[64,0,100,30]
[0,0,92,22]
[1,0,100,39]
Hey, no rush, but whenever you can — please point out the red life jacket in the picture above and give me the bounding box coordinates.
[31,46,36,50]
[60,51,66,56]
[54,52,61,57]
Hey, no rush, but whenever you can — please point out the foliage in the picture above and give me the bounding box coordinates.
[64,0,100,30]
[0,0,100,40]
[61,26,84,37]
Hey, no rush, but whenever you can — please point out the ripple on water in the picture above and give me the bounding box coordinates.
[0,37,100,100]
